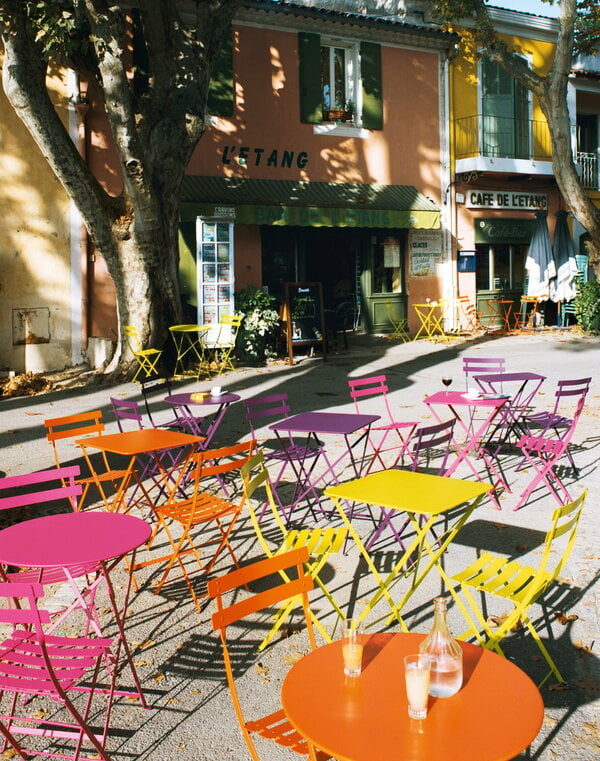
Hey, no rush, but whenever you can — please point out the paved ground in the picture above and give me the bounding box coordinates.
[0,328,599,760]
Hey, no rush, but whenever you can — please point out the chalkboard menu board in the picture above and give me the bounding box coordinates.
[281,282,326,364]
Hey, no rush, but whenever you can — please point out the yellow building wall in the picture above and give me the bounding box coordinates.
[450,29,555,162]
[0,56,75,373]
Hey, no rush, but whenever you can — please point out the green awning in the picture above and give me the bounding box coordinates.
[180,176,440,229]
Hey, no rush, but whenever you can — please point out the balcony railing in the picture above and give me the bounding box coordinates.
[576,152,600,190]
[454,115,552,162]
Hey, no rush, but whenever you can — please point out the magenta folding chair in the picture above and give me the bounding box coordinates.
[0,467,104,634]
[515,395,586,510]
[523,376,591,474]
[347,375,417,473]
[244,393,324,523]
[0,581,116,761]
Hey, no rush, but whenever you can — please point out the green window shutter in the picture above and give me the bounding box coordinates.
[298,32,322,124]
[208,27,234,117]
[361,41,383,130]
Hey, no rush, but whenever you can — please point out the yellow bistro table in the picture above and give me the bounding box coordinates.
[169,324,210,379]
[325,470,492,629]
[412,302,447,341]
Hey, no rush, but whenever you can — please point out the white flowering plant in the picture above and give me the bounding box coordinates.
[235,286,281,363]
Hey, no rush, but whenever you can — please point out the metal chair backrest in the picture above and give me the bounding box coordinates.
[462,357,506,390]
[348,374,396,424]
[139,375,178,428]
[110,397,145,431]
[0,466,82,514]
[409,419,456,475]
[575,254,589,284]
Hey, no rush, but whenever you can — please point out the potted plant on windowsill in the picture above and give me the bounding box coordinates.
[324,100,354,122]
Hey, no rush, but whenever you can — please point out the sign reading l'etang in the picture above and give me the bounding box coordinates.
[465,190,547,210]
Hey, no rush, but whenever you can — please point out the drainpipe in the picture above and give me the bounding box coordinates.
[440,45,458,330]
[67,69,90,365]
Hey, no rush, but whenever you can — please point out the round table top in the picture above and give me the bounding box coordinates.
[281,632,543,761]
[0,512,151,568]
[165,392,240,406]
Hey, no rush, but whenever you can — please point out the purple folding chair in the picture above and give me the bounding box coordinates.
[347,375,417,473]
[244,393,324,523]
[462,356,506,390]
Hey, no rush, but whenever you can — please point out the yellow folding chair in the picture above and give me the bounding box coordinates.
[207,314,243,376]
[449,489,587,686]
[143,439,255,611]
[241,452,347,650]
[207,547,328,761]
[124,324,163,382]
[384,300,410,342]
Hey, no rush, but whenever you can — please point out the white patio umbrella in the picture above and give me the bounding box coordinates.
[525,210,556,301]
[550,210,579,303]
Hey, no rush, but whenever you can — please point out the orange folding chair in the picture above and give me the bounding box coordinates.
[141,439,256,611]
[208,547,328,761]
[44,410,130,511]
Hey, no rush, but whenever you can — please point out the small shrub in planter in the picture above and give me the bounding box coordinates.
[573,279,600,335]
[234,286,281,364]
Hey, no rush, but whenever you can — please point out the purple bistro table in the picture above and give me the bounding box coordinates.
[269,411,379,515]
[164,391,241,450]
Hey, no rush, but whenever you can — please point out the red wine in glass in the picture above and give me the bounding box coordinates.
[442,376,452,395]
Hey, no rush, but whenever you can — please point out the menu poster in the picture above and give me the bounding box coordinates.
[282,282,327,365]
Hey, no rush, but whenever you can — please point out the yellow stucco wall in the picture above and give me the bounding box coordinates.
[450,28,555,162]
[0,55,74,373]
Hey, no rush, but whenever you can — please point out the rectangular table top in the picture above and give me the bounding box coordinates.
[424,390,508,408]
[270,411,379,436]
[76,428,204,456]
[325,469,492,515]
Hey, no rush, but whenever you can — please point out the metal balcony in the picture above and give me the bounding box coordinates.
[454,115,552,162]
[576,152,600,190]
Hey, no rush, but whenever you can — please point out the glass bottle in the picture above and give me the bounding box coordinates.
[419,597,463,698]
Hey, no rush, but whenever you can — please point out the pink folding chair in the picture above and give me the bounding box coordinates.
[0,467,103,634]
[244,393,324,522]
[347,375,417,473]
[523,376,591,474]
[515,396,586,510]
[0,581,116,761]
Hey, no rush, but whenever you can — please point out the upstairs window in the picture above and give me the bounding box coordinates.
[480,57,530,159]
[299,33,382,130]
[320,41,357,122]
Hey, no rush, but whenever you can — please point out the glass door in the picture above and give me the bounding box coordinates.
[196,219,234,325]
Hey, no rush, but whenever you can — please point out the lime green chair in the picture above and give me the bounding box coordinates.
[449,489,587,686]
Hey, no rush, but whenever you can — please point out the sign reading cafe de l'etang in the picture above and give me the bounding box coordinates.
[466,189,547,210]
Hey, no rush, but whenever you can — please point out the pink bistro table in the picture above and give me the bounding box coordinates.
[0,512,152,707]
[423,390,509,509]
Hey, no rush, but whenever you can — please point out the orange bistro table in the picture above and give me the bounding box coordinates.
[76,428,204,513]
[281,632,543,761]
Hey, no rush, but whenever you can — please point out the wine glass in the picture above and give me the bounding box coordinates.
[442,376,453,395]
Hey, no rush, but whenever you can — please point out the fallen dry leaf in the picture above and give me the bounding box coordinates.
[548,682,570,692]
[153,672,166,683]
[576,676,600,698]
[555,611,578,625]
[281,651,304,666]
[573,639,594,655]
[254,663,269,676]
[515,543,530,552]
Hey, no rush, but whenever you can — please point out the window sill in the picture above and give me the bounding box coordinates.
[313,122,369,139]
